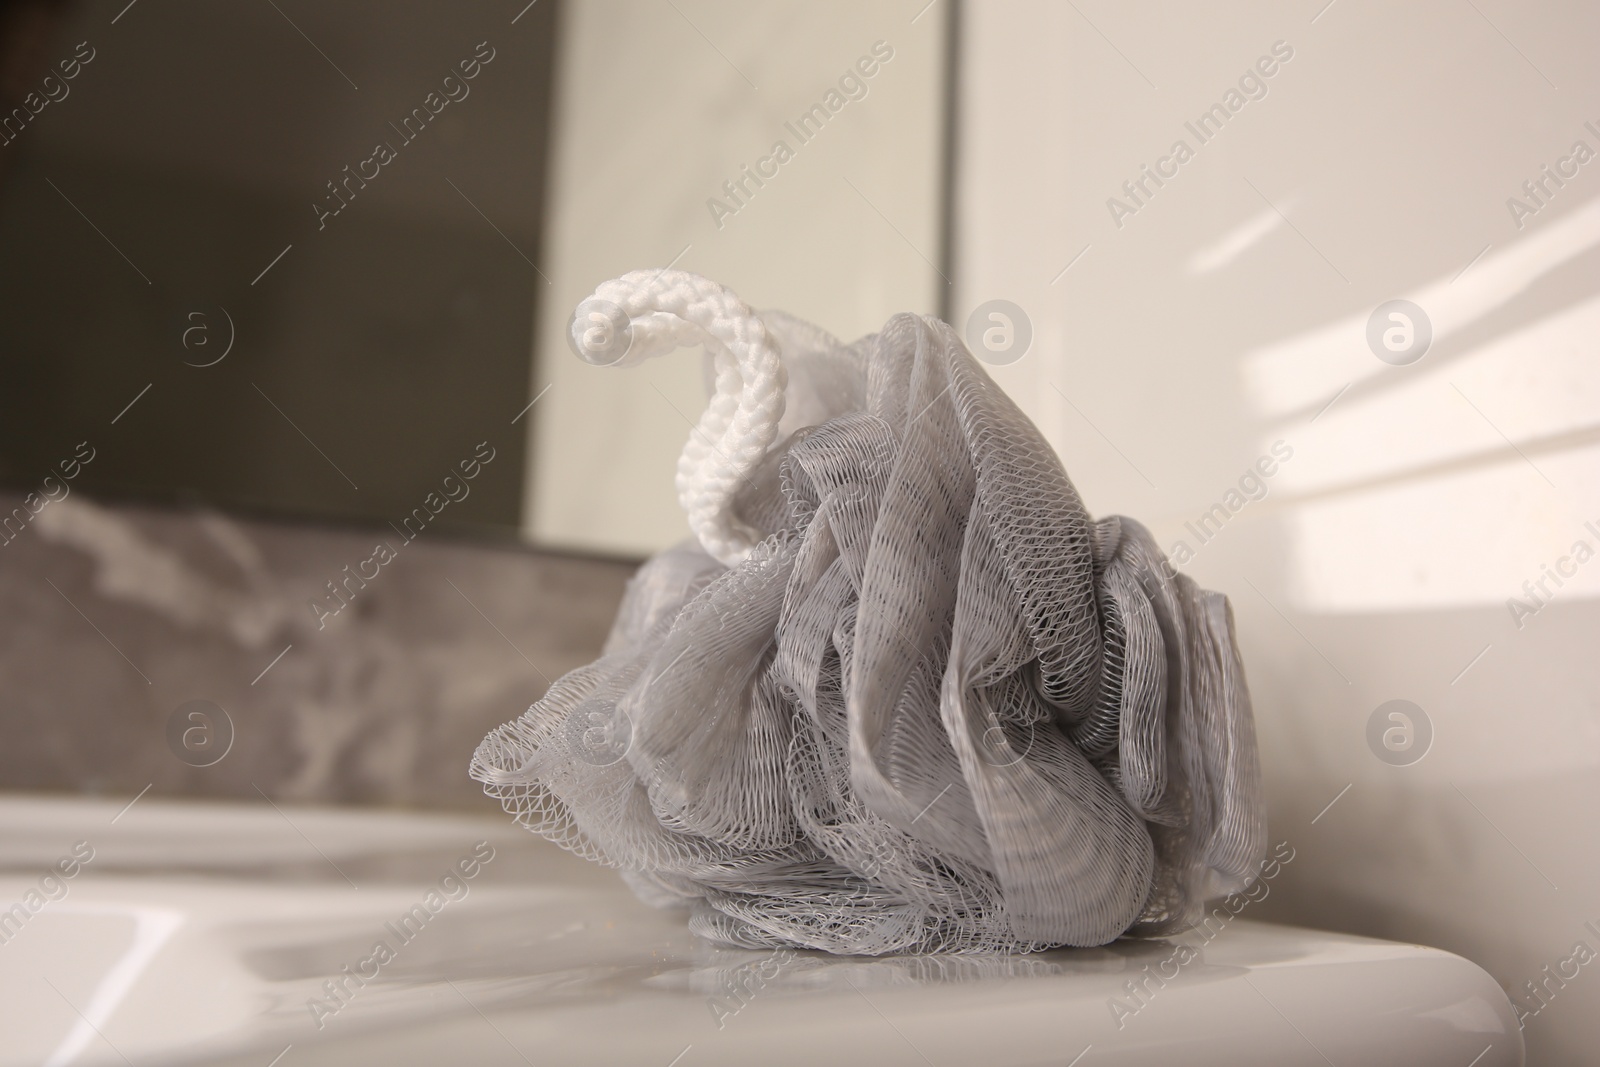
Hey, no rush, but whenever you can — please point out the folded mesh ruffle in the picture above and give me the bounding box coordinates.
[471,271,1265,955]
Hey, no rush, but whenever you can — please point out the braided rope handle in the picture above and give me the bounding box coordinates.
[568,270,788,567]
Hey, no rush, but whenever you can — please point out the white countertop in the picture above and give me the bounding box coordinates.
[0,794,1522,1066]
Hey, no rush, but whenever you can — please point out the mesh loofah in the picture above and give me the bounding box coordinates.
[471,270,1265,955]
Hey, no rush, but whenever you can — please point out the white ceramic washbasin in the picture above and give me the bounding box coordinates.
[0,795,1522,1066]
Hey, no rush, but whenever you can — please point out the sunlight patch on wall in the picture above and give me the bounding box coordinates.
[1243,195,1600,420]
[1283,445,1600,613]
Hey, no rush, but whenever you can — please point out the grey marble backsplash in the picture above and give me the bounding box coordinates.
[0,490,634,811]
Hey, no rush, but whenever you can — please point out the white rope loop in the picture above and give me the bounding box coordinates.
[569,270,787,567]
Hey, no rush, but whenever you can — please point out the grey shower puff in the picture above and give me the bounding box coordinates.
[472,271,1265,955]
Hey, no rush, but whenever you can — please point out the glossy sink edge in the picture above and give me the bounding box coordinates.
[0,795,1524,1066]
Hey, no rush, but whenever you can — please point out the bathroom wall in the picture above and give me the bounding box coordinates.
[0,0,558,539]
[955,1,1600,1061]
[0,489,632,811]
[0,1,948,811]
[525,0,948,557]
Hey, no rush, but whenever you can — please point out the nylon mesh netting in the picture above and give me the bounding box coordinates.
[471,270,1265,955]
